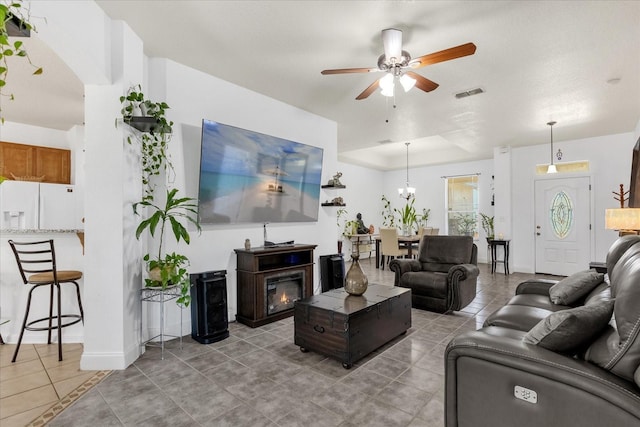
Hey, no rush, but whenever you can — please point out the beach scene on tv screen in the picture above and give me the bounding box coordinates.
[198,120,324,224]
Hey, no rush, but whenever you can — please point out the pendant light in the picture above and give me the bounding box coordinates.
[547,121,558,174]
[398,142,415,200]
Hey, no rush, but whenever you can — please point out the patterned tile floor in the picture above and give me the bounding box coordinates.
[3,258,550,426]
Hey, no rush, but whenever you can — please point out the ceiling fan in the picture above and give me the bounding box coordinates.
[321,28,476,100]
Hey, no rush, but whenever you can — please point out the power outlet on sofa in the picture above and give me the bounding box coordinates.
[514,385,538,404]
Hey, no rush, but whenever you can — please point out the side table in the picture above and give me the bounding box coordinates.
[141,286,183,359]
[489,239,510,275]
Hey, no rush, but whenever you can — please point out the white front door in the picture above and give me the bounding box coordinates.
[534,177,591,276]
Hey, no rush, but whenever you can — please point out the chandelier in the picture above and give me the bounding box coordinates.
[547,121,558,174]
[398,142,415,200]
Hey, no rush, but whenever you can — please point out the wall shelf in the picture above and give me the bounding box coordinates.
[124,116,163,133]
[321,202,346,207]
[7,14,30,37]
[321,184,346,189]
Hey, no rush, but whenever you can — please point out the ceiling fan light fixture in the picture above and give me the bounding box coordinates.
[400,73,416,92]
[380,73,395,96]
[381,86,394,97]
[382,28,403,63]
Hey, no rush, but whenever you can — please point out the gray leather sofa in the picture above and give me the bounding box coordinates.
[389,235,479,313]
[445,235,640,426]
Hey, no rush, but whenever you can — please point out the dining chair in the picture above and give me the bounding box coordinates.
[8,239,84,362]
[379,228,409,269]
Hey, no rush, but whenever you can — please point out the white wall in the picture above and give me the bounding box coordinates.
[334,162,384,250]
[149,59,338,321]
[510,132,635,273]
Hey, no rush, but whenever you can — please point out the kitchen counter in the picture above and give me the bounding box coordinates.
[1,229,83,234]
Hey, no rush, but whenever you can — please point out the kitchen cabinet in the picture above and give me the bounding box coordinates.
[0,141,71,184]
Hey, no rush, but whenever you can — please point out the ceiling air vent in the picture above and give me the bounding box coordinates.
[455,88,484,99]
[377,139,393,144]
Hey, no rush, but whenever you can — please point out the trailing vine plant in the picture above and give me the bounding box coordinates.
[0,0,43,122]
[119,84,173,202]
[381,194,397,227]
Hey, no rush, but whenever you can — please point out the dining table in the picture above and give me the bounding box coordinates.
[375,234,421,269]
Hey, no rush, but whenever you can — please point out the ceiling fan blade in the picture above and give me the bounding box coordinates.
[405,71,439,92]
[355,79,381,100]
[321,67,377,75]
[410,42,477,69]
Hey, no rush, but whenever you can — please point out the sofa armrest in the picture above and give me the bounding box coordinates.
[446,263,479,312]
[515,279,558,295]
[388,258,420,285]
[446,328,640,427]
[447,263,479,283]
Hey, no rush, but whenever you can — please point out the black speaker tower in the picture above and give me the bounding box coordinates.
[319,254,345,292]
[190,270,229,344]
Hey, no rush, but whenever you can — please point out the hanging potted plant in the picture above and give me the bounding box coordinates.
[0,0,43,123]
[119,84,174,202]
[134,188,201,306]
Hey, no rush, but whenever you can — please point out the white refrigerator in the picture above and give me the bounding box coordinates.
[0,181,81,230]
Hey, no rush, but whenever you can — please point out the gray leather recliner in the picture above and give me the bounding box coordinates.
[389,235,479,313]
[445,235,640,427]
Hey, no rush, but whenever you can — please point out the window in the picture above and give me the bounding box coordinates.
[446,175,479,238]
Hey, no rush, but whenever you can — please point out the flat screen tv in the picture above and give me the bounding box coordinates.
[198,119,324,224]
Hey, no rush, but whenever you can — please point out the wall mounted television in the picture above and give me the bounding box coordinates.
[198,119,324,224]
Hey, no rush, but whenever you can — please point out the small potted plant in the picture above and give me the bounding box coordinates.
[480,213,495,241]
[336,207,348,253]
[134,188,201,306]
[395,199,417,236]
[455,213,478,237]
[418,208,431,228]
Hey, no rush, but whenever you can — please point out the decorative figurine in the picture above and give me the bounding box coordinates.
[332,172,343,186]
[244,238,251,250]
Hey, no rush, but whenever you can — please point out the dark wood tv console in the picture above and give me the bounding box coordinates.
[234,244,316,328]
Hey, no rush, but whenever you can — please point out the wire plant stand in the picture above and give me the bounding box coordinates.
[140,286,183,359]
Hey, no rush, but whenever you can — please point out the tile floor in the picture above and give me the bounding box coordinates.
[1,258,547,426]
[0,342,99,426]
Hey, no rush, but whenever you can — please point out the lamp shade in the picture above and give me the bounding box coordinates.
[399,73,416,92]
[605,208,640,231]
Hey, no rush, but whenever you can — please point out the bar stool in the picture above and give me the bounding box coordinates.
[8,239,84,362]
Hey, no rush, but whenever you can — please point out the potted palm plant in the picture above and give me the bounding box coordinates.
[134,187,201,306]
